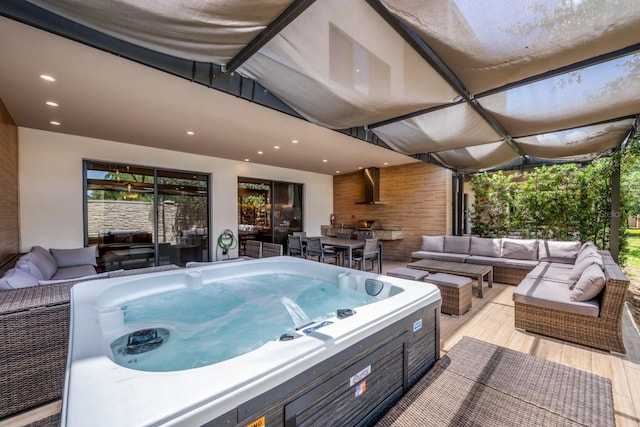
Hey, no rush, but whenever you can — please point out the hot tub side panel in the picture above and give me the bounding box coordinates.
[202,300,440,427]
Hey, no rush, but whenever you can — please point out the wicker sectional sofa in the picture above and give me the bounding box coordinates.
[411,236,630,354]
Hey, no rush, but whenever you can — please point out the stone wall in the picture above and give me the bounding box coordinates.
[333,162,451,261]
[87,200,178,243]
[0,98,19,264]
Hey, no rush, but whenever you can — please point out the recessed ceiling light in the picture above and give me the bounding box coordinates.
[358,166,363,170]
[292,139,298,144]
[322,159,328,163]
[384,162,389,165]
[50,121,61,126]
[40,74,56,82]
[186,131,195,135]
[46,101,58,107]
[274,146,280,150]
[336,171,340,174]
[244,158,250,162]
[257,151,263,155]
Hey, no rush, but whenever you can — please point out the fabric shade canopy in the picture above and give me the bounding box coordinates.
[15,0,640,172]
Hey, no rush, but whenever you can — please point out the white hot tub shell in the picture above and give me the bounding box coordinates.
[62,257,441,426]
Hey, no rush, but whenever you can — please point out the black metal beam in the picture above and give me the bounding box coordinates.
[364,0,527,158]
[223,0,317,74]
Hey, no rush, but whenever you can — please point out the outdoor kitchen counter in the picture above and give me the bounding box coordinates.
[320,226,404,240]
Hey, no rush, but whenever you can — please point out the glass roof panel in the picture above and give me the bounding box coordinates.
[517,119,635,158]
[479,53,640,136]
[238,0,458,128]
[382,0,640,94]
[372,103,501,155]
[433,141,520,172]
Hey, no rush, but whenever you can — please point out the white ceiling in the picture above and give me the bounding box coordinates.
[0,16,418,175]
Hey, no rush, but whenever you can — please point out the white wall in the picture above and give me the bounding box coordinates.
[18,128,333,257]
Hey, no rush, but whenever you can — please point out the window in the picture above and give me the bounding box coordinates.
[85,161,210,270]
[238,178,303,254]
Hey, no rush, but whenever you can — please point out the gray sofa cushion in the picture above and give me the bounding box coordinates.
[421,235,444,252]
[570,263,606,302]
[443,235,471,254]
[50,265,98,281]
[469,236,501,257]
[567,255,604,289]
[50,247,97,268]
[0,268,40,290]
[30,246,58,279]
[513,276,600,317]
[538,240,581,264]
[15,256,45,281]
[501,238,539,261]
[466,255,538,270]
[526,262,573,282]
[411,251,469,262]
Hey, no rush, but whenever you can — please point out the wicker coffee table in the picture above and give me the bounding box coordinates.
[407,259,493,298]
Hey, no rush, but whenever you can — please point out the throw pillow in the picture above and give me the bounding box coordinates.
[421,235,444,252]
[469,236,501,257]
[570,263,606,301]
[28,247,58,280]
[538,240,581,263]
[501,238,539,260]
[0,268,39,290]
[567,255,605,289]
[443,235,471,254]
[50,246,97,268]
[15,256,45,281]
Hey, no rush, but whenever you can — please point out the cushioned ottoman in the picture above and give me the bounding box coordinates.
[425,273,473,316]
[387,267,429,281]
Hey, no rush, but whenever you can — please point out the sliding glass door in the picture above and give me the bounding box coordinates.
[85,161,210,270]
[238,177,303,254]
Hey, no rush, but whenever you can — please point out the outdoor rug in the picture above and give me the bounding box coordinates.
[375,336,614,427]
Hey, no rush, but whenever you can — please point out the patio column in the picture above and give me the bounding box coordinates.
[452,172,464,236]
[610,157,621,262]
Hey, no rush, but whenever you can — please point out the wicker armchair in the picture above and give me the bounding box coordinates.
[514,251,629,354]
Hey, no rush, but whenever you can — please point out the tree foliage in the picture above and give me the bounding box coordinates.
[470,135,640,262]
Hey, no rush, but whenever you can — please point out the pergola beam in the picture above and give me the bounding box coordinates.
[364,0,527,159]
[223,0,316,74]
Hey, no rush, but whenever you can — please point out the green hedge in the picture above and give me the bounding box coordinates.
[469,160,628,261]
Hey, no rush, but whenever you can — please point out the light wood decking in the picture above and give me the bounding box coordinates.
[2,261,639,426]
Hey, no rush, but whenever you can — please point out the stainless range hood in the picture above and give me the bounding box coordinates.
[356,167,386,205]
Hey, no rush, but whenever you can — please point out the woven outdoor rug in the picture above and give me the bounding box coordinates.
[376,336,614,427]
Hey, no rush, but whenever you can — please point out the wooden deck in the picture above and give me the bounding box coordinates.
[2,260,639,426]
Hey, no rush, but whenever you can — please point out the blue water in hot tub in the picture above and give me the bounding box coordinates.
[110,273,380,372]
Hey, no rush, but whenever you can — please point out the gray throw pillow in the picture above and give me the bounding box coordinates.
[15,256,45,281]
[570,263,606,301]
[567,257,602,289]
[501,238,539,260]
[28,247,57,280]
[443,236,471,254]
[469,236,501,257]
[538,240,581,263]
[0,268,39,289]
[50,246,97,267]
[421,235,444,252]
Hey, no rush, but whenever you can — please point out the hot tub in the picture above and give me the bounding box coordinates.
[62,257,441,426]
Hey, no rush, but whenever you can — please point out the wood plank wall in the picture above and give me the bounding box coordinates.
[333,162,451,261]
[0,97,19,265]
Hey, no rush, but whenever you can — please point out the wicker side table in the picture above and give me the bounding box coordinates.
[424,273,472,316]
